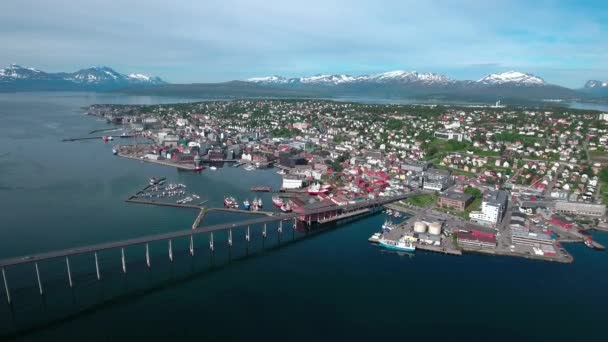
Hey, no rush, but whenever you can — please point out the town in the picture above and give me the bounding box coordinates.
[86,99,608,263]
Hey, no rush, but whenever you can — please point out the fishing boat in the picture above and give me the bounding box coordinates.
[377,237,416,252]
[224,197,238,208]
[368,232,382,243]
[243,199,251,210]
[280,203,292,212]
[382,219,394,232]
[272,196,284,207]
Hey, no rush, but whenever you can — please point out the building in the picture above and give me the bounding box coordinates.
[208,149,225,161]
[279,152,307,168]
[434,130,467,142]
[438,191,473,212]
[422,169,451,191]
[282,174,305,189]
[469,190,508,226]
[400,160,431,173]
[456,230,496,249]
[511,230,554,247]
[555,202,606,217]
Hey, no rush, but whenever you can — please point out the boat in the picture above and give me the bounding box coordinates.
[377,237,416,252]
[210,166,217,171]
[280,203,292,212]
[272,196,284,207]
[368,232,382,243]
[112,148,118,155]
[255,197,263,208]
[243,199,251,210]
[277,169,286,175]
[382,219,394,232]
[394,211,402,218]
[224,197,238,208]
[193,166,205,172]
[307,183,331,195]
[149,177,160,186]
[244,164,255,171]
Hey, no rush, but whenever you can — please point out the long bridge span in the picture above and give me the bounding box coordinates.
[0,191,424,304]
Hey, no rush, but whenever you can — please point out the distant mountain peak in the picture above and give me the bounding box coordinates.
[584,80,608,89]
[247,70,455,86]
[0,64,166,89]
[477,70,545,86]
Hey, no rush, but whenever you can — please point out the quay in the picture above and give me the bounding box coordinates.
[126,197,204,210]
[251,186,272,192]
[206,207,275,217]
[117,153,198,171]
[62,135,136,142]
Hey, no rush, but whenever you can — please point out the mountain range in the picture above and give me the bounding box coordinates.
[1,64,607,103]
[0,64,165,91]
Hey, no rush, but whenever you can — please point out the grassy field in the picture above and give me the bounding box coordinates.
[405,193,438,207]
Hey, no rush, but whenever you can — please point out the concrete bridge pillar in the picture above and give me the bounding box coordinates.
[121,248,127,274]
[246,226,250,242]
[65,257,73,288]
[263,224,267,238]
[94,252,101,280]
[34,262,43,295]
[209,232,214,251]
[189,235,194,256]
[145,243,151,268]
[168,239,173,262]
[2,267,10,304]
[228,229,233,247]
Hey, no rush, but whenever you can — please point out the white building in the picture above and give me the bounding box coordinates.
[469,190,508,226]
[282,175,304,189]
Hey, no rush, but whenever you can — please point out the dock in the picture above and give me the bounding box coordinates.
[206,207,276,216]
[125,197,204,210]
[251,186,272,192]
[117,153,198,171]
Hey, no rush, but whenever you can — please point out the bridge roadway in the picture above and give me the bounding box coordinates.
[0,192,422,268]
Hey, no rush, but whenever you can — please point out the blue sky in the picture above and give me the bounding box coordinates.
[0,0,606,87]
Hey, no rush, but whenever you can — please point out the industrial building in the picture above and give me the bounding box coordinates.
[554,202,606,217]
[433,130,467,142]
[282,174,305,189]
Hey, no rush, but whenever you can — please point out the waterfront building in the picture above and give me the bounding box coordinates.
[282,174,305,189]
[511,230,554,247]
[469,190,508,226]
[456,230,496,249]
[554,202,606,217]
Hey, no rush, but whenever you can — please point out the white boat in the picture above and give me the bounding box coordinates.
[378,237,416,252]
[369,232,382,243]
[244,164,255,171]
[210,166,217,171]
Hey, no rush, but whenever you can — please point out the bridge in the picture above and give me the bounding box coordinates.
[0,191,423,305]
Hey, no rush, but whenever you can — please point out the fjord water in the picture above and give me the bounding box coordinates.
[0,93,607,341]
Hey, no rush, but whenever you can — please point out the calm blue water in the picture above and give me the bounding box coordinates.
[0,92,607,341]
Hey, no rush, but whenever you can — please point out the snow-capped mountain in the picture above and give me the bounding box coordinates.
[248,70,549,87]
[239,69,581,101]
[0,64,165,91]
[476,71,545,86]
[584,80,608,88]
[247,70,455,86]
